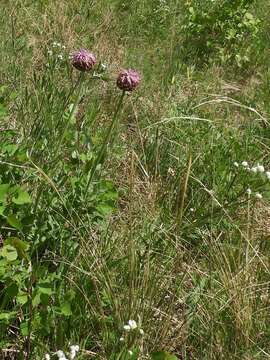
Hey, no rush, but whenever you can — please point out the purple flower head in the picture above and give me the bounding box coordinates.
[117,69,141,92]
[72,49,96,72]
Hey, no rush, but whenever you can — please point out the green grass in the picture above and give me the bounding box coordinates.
[1,0,270,359]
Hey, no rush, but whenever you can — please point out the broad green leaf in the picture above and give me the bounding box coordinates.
[0,259,8,276]
[1,245,18,261]
[151,351,178,360]
[0,103,7,118]
[5,237,29,259]
[0,205,5,216]
[0,311,17,321]
[20,321,29,336]
[60,301,72,316]
[0,184,10,203]
[38,283,53,295]
[32,293,41,307]
[96,203,114,216]
[6,283,18,297]
[3,144,18,155]
[17,291,28,305]
[7,215,22,230]
[12,190,31,205]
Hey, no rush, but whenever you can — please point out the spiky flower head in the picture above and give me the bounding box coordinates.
[117,69,140,91]
[72,49,96,72]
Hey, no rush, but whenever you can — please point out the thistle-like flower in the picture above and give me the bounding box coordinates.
[117,69,140,91]
[72,49,96,72]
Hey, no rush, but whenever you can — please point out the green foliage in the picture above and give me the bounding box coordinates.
[151,351,178,360]
[180,0,260,66]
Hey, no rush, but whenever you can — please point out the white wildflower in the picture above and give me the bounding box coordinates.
[266,171,270,180]
[69,345,79,360]
[101,63,107,71]
[128,320,137,330]
[139,328,144,335]
[55,350,67,360]
[48,50,53,56]
[241,161,249,167]
[58,54,63,60]
[233,162,239,167]
[123,324,131,331]
[120,337,125,342]
[45,355,50,360]
[255,193,263,200]
[168,167,176,177]
[251,167,258,173]
[128,350,133,355]
[73,345,79,352]
[246,188,252,195]
[257,164,265,173]
[56,351,65,357]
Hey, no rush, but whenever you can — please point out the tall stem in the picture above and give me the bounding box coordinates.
[85,91,125,195]
[54,72,85,157]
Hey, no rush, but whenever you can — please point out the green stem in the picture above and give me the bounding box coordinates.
[54,72,85,157]
[85,91,125,194]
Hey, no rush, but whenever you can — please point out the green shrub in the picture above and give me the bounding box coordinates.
[180,0,260,66]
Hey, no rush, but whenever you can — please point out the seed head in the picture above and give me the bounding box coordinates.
[117,69,140,91]
[72,49,96,72]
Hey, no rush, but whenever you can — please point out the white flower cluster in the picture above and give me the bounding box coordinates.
[121,319,144,340]
[234,162,267,200]
[47,41,66,61]
[246,188,263,199]
[234,161,270,180]
[121,319,144,357]
[44,345,79,360]
[123,319,137,331]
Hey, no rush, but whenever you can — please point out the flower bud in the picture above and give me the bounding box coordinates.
[72,49,96,72]
[117,69,140,91]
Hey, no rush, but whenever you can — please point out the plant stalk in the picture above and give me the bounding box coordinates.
[85,91,125,194]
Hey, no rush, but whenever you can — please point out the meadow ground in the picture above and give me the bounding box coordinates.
[1,0,270,359]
